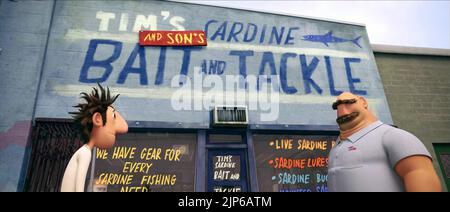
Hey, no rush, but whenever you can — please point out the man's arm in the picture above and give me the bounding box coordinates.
[75,149,92,192]
[395,155,442,192]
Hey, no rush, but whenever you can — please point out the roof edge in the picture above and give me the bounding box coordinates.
[372,44,450,57]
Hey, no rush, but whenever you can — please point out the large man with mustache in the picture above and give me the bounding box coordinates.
[327,92,441,192]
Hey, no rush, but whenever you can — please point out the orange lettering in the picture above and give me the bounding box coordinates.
[198,33,205,44]
[167,33,174,44]
[184,33,192,44]
[175,33,182,44]
[144,33,152,41]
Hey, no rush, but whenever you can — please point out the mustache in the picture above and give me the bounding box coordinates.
[336,112,360,125]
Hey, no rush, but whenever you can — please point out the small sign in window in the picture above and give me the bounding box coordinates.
[213,186,242,192]
[213,155,241,181]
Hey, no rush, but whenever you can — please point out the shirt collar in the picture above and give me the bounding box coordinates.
[338,120,384,144]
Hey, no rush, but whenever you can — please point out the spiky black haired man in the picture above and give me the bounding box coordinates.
[61,83,128,192]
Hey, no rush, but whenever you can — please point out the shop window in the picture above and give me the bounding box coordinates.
[92,132,197,192]
[252,134,337,192]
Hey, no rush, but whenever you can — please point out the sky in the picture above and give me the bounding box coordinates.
[183,0,450,49]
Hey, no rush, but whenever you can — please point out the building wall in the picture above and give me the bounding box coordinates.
[375,51,450,191]
[31,0,392,127]
[0,0,55,191]
[0,0,448,192]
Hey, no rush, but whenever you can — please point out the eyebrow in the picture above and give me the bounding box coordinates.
[332,98,357,110]
[109,106,116,112]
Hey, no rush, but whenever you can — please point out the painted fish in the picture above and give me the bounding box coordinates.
[302,31,362,48]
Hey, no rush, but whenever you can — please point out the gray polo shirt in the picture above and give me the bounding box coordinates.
[327,120,431,192]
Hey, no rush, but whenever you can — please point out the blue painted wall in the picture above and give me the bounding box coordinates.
[34,0,392,126]
[0,0,55,191]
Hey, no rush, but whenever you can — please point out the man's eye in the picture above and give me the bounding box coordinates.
[112,112,116,119]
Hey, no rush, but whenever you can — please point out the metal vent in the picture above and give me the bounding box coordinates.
[213,106,248,126]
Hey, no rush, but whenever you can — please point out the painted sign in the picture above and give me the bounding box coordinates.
[34,1,392,126]
[213,186,242,192]
[213,155,241,181]
[139,30,207,46]
[93,133,197,192]
[253,134,336,192]
[208,149,248,192]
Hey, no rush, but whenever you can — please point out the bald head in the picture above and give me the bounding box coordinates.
[336,92,358,100]
[337,92,358,100]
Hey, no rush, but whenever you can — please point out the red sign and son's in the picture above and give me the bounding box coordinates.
[139,30,207,46]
